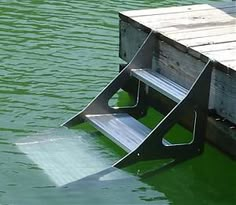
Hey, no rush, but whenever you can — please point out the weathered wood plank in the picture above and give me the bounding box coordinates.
[210,69,236,123]
[130,7,235,30]
[121,2,236,18]
[191,41,236,53]
[153,40,204,89]
[132,6,236,22]
[163,22,236,35]
[202,49,236,62]
[119,20,148,62]
[221,60,236,69]
[157,19,236,33]
[136,17,234,37]
[166,26,236,41]
[179,33,236,47]
[188,41,236,63]
[207,116,236,158]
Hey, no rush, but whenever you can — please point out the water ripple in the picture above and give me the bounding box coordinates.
[0,0,222,204]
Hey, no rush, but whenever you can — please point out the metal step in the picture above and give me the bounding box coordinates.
[131,69,188,103]
[85,113,171,152]
[85,113,150,152]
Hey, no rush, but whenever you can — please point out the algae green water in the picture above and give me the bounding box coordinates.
[0,0,236,204]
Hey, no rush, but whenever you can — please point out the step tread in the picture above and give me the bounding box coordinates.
[131,69,188,102]
[85,113,151,152]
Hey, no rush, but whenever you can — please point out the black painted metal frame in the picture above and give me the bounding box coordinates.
[62,31,214,169]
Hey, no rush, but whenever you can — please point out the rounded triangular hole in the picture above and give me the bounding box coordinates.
[162,111,197,145]
[108,89,136,108]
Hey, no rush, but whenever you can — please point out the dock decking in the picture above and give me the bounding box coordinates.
[120,2,236,70]
[119,2,236,157]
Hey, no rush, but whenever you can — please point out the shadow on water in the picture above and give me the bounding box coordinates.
[60,167,170,204]
[59,147,236,205]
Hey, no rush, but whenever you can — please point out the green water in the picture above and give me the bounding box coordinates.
[0,0,236,204]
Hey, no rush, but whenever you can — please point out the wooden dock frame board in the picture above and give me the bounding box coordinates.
[119,2,236,158]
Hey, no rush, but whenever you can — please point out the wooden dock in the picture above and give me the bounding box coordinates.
[119,2,236,157]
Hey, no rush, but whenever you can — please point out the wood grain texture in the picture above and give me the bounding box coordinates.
[119,2,236,157]
[120,2,236,71]
[119,3,236,124]
[121,2,236,18]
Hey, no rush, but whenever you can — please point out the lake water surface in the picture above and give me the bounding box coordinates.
[1,0,236,204]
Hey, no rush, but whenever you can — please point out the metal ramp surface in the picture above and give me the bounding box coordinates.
[62,31,215,169]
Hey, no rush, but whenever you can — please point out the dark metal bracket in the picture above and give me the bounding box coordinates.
[61,31,156,127]
[61,31,214,170]
[115,60,215,168]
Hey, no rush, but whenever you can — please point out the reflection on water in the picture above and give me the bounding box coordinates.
[16,127,122,186]
[0,0,235,204]
[14,127,169,205]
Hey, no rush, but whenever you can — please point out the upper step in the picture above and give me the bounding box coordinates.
[85,113,171,152]
[131,69,188,103]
